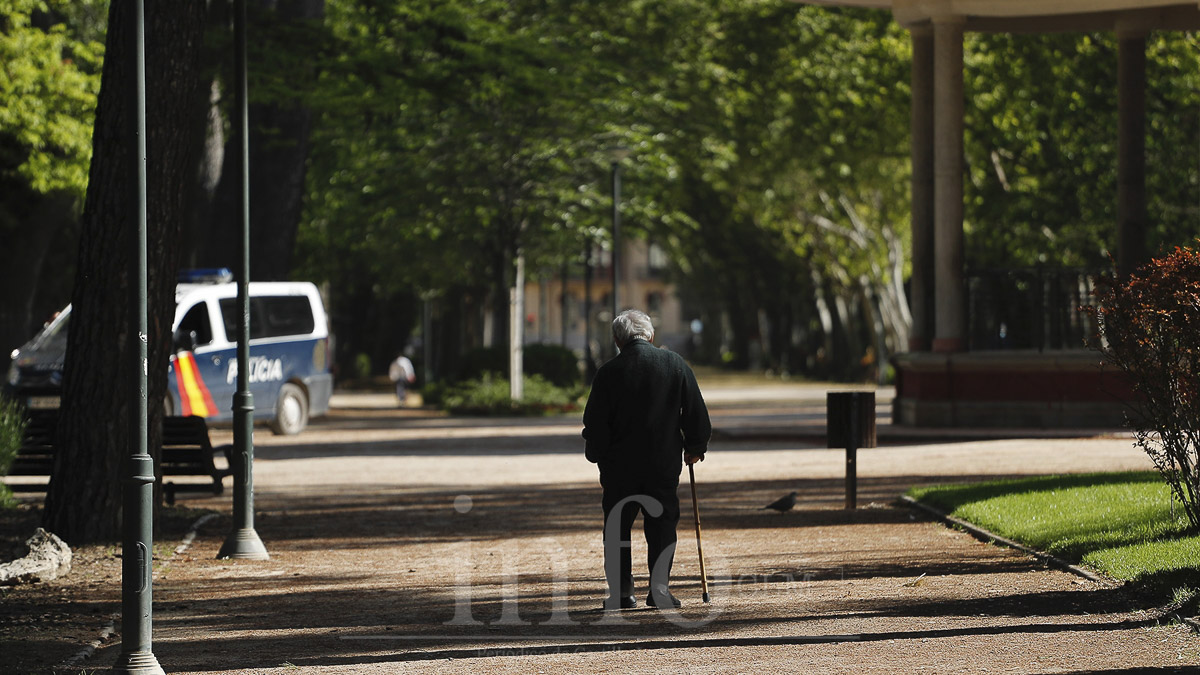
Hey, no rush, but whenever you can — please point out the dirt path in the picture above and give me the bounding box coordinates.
[4,385,1198,673]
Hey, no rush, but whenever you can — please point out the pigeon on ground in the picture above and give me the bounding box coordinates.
[761,491,799,512]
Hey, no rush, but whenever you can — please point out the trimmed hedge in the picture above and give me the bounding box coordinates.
[441,374,583,416]
[456,343,582,387]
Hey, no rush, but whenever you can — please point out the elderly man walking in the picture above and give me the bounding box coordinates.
[583,309,712,610]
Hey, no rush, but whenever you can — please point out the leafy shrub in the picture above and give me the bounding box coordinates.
[440,373,510,414]
[523,343,582,387]
[0,395,27,477]
[353,353,372,380]
[1082,245,1200,531]
[419,379,448,407]
[455,344,581,387]
[441,374,583,416]
[519,376,585,414]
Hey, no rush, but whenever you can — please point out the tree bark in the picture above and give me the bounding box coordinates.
[43,2,208,544]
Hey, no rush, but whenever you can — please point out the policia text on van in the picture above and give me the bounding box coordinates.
[5,269,333,435]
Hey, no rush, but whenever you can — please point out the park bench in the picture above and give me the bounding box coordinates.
[6,411,232,505]
[160,415,234,504]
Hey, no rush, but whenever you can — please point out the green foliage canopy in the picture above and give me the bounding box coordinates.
[0,0,103,200]
[298,0,620,298]
[11,0,1200,379]
[964,32,1200,268]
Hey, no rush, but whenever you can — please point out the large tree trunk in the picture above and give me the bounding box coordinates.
[43,2,208,544]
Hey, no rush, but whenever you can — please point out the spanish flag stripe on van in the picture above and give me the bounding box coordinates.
[174,352,217,417]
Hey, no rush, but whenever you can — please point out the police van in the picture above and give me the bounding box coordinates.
[5,269,333,435]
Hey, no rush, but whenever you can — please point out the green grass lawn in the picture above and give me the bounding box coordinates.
[908,471,1200,587]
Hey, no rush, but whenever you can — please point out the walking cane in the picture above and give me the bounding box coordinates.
[688,463,711,603]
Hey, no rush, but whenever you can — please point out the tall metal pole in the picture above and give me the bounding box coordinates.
[509,252,524,401]
[113,1,164,672]
[845,394,859,511]
[219,0,268,560]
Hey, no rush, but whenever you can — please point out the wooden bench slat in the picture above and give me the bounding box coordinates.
[4,412,231,505]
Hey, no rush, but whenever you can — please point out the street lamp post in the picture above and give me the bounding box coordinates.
[218,0,268,561]
[112,2,164,672]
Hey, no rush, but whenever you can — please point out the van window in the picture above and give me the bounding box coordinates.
[177,302,214,346]
[219,296,315,340]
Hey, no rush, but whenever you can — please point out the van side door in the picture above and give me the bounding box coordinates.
[217,295,313,415]
[169,299,235,419]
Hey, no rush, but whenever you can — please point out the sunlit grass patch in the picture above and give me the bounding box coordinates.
[908,472,1200,584]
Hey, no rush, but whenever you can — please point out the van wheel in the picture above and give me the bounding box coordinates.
[270,383,308,435]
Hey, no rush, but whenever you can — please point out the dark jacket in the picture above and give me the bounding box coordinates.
[582,339,712,483]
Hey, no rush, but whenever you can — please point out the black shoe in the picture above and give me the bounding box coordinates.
[646,589,682,609]
[604,595,637,610]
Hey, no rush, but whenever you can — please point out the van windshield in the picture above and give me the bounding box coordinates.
[22,310,71,367]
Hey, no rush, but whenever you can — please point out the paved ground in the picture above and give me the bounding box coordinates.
[3,380,1199,673]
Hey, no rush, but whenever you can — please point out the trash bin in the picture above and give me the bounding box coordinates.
[826,391,877,449]
[827,391,877,509]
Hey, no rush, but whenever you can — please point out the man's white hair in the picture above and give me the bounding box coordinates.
[612,309,654,346]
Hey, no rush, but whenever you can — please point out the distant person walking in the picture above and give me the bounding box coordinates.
[388,351,416,407]
[583,309,712,610]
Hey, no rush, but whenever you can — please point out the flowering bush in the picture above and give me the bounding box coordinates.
[1082,245,1200,531]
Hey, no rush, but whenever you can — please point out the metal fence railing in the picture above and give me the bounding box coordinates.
[966,268,1105,351]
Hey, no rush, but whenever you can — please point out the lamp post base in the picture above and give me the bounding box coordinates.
[217,527,269,560]
[112,649,165,675]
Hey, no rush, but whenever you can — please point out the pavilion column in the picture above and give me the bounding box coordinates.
[932,15,966,353]
[1116,24,1148,279]
[908,25,935,352]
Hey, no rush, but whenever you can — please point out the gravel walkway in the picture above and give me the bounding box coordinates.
[8,383,1200,673]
